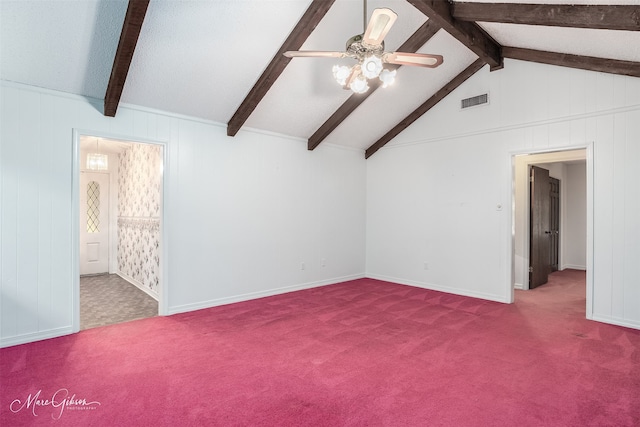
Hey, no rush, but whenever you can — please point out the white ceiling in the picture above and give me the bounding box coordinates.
[2,0,639,152]
[80,135,133,154]
[0,0,127,98]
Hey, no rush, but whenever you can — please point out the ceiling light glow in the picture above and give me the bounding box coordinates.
[379,69,396,88]
[349,74,369,94]
[332,65,351,86]
[361,55,383,79]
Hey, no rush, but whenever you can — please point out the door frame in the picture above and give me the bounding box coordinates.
[71,129,170,333]
[549,176,560,273]
[508,143,594,319]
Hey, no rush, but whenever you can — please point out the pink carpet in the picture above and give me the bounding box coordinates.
[2,271,639,426]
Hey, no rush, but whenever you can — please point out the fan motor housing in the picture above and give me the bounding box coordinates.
[346,34,385,58]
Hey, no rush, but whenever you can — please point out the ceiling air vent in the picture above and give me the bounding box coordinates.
[461,93,489,109]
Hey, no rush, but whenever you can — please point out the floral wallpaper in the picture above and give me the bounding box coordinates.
[117,144,161,295]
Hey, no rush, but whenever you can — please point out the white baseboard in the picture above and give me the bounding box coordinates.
[366,273,512,303]
[514,283,525,290]
[562,264,587,271]
[591,314,640,331]
[117,272,159,301]
[0,326,73,349]
[167,273,366,315]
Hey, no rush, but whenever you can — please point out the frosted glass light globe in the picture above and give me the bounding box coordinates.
[332,65,351,86]
[361,55,383,79]
[349,74,369,94]
[379,68,397,88]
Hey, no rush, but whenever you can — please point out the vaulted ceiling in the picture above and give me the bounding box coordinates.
[2,0,639,157]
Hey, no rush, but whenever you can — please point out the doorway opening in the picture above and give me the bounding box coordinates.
[73,132,166,331]
[510,147,592,318]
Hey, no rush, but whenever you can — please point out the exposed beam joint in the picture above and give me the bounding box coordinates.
[308,20,442,151]
[503,47,640,78]
[104,0,150,117]
[451,3,640,31]
[365,58,486,159]
[227,0,336,137]
[407,0,502,70]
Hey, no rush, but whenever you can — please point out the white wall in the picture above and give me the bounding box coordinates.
[564,163,587,269]
[366,131,512,302]
[0,82,366,347]
[367,59,640,329]
[2,58,640,347]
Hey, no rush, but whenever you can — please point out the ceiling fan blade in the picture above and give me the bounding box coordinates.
[344,65,361,89]
[283,51,346,58]
[384,52,443,68]
[362,8,398,46]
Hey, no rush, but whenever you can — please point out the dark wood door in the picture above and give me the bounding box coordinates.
[530,166,551,289]
[549,177,560,272]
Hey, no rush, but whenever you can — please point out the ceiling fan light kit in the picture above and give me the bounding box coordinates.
[350,73,370,94]
[332,65,351,86]
[379,68,397,88]
[361,55,383,79]
[284,6,443,94]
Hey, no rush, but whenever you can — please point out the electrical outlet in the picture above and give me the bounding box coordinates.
[321,258,326,267]
[424,262,429,270]
[301,262,305,271]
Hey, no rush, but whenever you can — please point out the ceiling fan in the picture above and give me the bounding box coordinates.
[284,2,443,94]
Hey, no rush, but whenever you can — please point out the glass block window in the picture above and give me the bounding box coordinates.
[87,181,100,233]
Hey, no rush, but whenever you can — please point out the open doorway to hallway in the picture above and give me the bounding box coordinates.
[78,135,163,329]
[512,148,588,311]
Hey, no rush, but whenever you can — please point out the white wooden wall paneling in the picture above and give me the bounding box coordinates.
[611,113,627,320]
[2,59,639,346]
[1,86,20,338]
[16,90,39,336]
[36,91,53,330]
[366,60,640,328]
[592,116,615,318]
[624,110,640,323]
[1,82,368,347]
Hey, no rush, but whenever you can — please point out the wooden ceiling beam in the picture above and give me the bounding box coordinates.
[365,58,486,159]
[307,20,442,151]
[104,0,150,117]
[226,0,336,137]
[407,0,502,70]
[451,3,640,31]
[503,47,640,78]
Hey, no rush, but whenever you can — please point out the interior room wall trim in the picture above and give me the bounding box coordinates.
[0,327,73,349]
[367,274,511,304]
[117,272,158,300]
[563,264,587,271]
[168,273,365,316]
[380,103,640,152]
[591,315,640,331]
[0,80,348,149]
